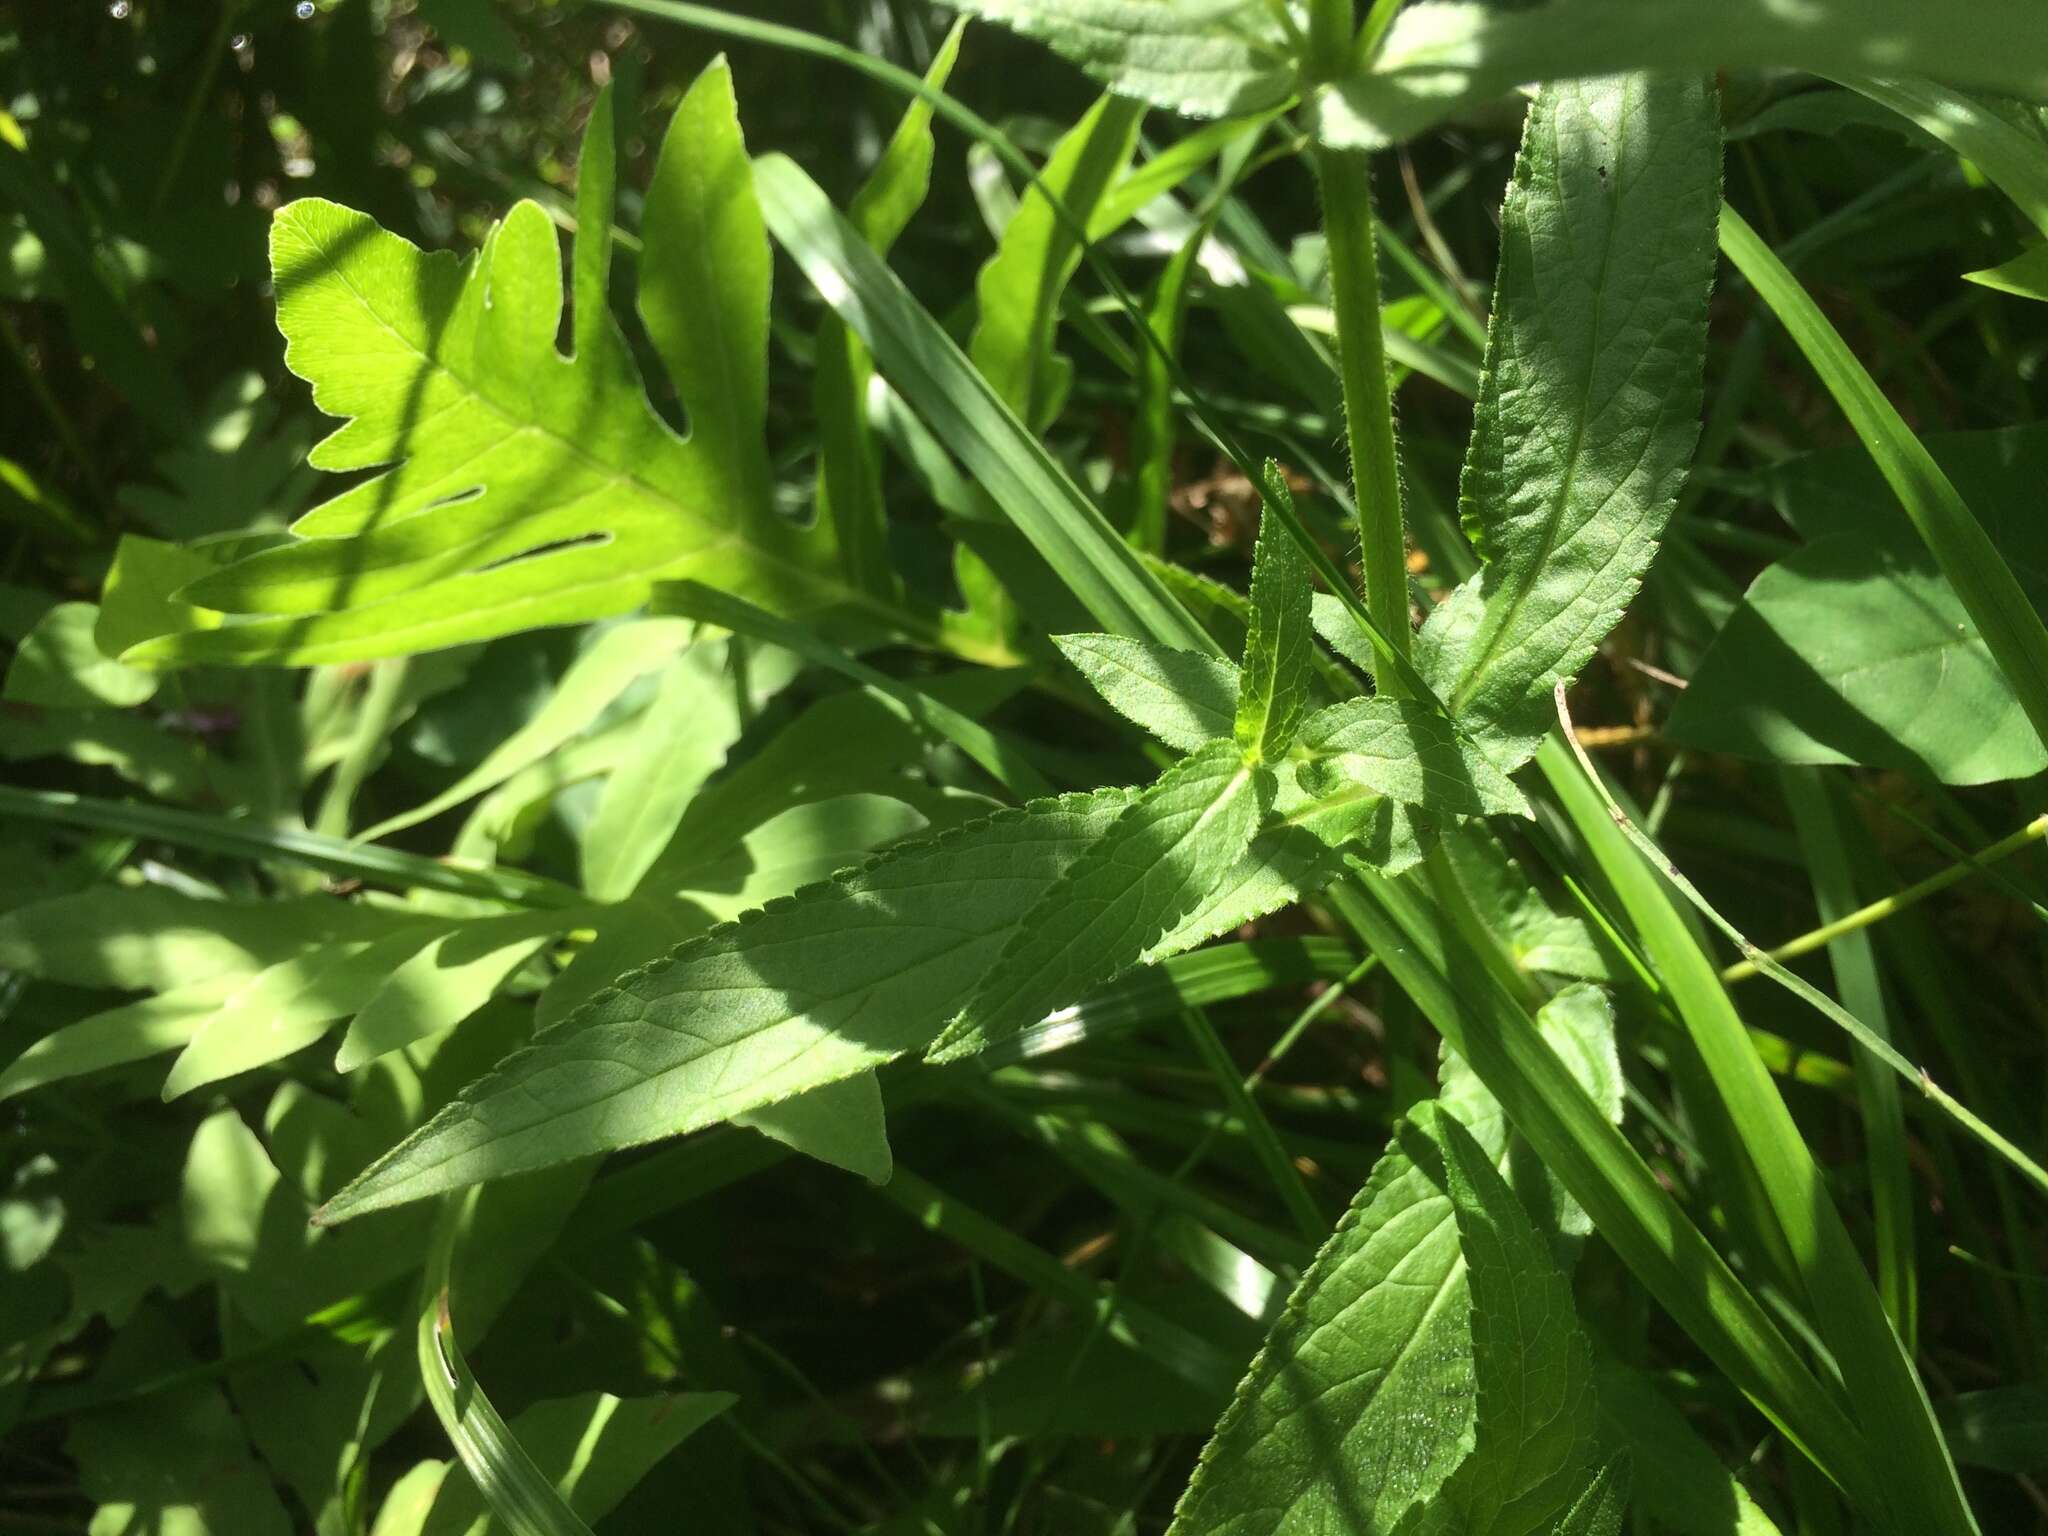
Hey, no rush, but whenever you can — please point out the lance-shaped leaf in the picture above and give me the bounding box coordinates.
[315,790,1136,1223]
[1397,1108,1613,1536]
[950,0,1298,121]
[120,65,852,668]
[928,741,1269,1062]
[1056,632,1241,751]
[1415,74,1720,770]
[1234,465,1315,763]
[1296,698,1531,819]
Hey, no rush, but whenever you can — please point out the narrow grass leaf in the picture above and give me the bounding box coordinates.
[754,152,1217,656]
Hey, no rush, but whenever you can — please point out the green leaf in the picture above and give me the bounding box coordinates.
[928,740,1269,1061]
[1594,1362,1786,1536]
[950,0,1298,120]
[1055,632,1241,750]
[1965,243,2048,301]
[1846,78,2048,243]
[3,602,157,709]
[754,152,1218,657]
[0,978,240,1101]
[334,910,585,1073]
[361,618,695,843]
[416,1389,731,1536]
[1296,698,1532,820]
[1667,537,2048,784]
[1165,1099,1508,1536]
[162,928,451,1099]
[1406,1107,1609,1536]
[1721,201,2048,773]
[816,21,965,600]
[1319,0,2048,149]
[1416,74,1720,770]
[1937,1385,2048,1475]
[971,90,1144,430]
[736,1070,893,1184]
[314,790,1138,1223]
[579,639,743,900]
[1234,465,1316,763]
[121,64,853,668]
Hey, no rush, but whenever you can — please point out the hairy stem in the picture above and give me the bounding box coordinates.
[1314,143,1411,692]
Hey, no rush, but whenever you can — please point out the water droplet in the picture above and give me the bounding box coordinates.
[108,0,131,17]
[230,31,250,49]
[295,1,315,17]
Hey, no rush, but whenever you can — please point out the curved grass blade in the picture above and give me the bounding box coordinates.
[754,153,1217,658]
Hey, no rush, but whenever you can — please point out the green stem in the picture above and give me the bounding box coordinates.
[1721,812,2048,984]
[1315,143,1411,691]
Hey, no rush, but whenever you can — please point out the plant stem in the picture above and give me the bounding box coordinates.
[313,658,411,838]
[1721,812,2048,983]
[1315,142,1411,692]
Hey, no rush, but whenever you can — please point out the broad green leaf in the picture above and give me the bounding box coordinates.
[754,152,1218,657]
[1415,75,1720,770]
[816,22,965,600]
[120,64,852,668]
[1403,1108,1608,1536]
[950,0,1298,120]
[334,910,583,1073]
[579,640,741,900]
[1667,538,2048,784]
[1234,466,1315,763]
[971,90,1144,430]
[163,928,449,1099]
[1966,243,2048,301]
[315,790,1138,1223]
[3,602,156,708]
[1319,0,2048,150]
[1311,591,1379,676]
[1055,631,1241,750]
[361,618,695,842]
[1441,827,1609,983]
[1721,201,2048,773]
[1165,1102,1508,1536]
[669,793,934,922]
[1295,698,1532,819]
[93,535,239,659]
[1594,1363,1786,1536]
[736,1070,893,1184]
[929,740,1268,1061]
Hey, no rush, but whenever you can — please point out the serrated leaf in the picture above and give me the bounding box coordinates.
[1408,1108,1608,1536]
[1296,698,1531,819]
[1415,75,1719,770]
[1594,1362,1785,1536]
[1235,466,1315,762]
[1667,537,2048,785]
[120,66,854,668]
[1055,631,1240,750]
[951,0,1298,120]
[1165,1103,1501,1536]
[315,790,1138,1223]
[929,741,1269,1061]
